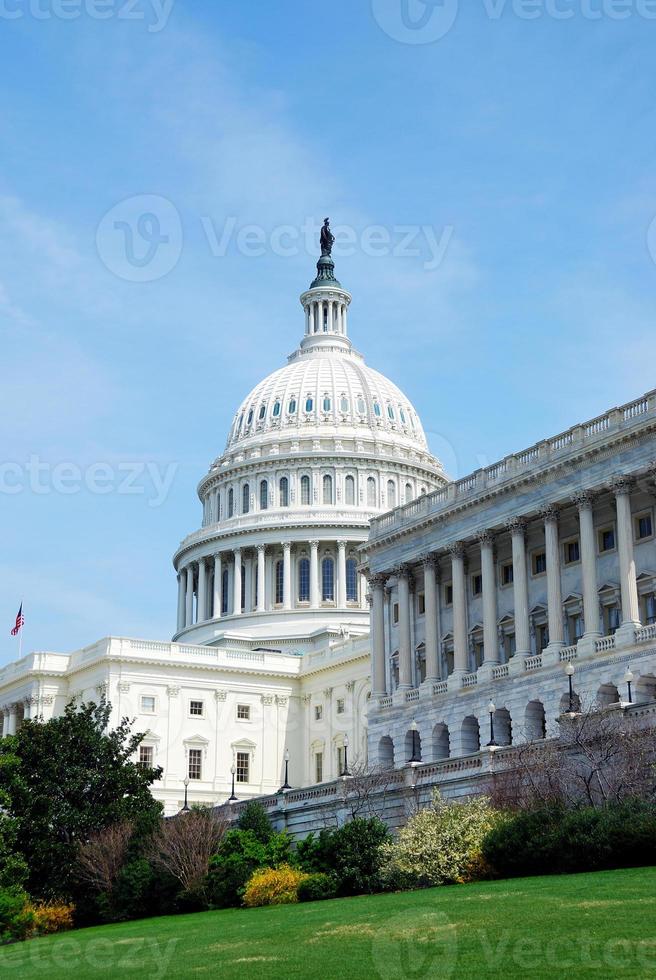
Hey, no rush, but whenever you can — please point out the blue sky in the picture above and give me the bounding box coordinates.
[1,0,655,661]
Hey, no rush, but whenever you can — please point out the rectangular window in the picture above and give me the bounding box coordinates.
[139,745,154,767]
[599,527,616,553]
[392,602,399,624]
[564,539,580,564]
[635,513,653,541]
[337,745,345,776]
[188,748,202,781]
[336,698,345,715]
[140,696,156,714]
[189,700,204,717]
[237,704,250,721]
[314,704,323,721]
[315,752,323,784]
[444,584,453,606]
[644,594,656,625]
[472,574,482,596]
[417,592,426,615]
[501,562,514,586]
[532,552,547,576]
[236,751,249,784]
[536,624,549,653]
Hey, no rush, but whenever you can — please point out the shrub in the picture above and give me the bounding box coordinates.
[29,901,75,935]
[208,828,294,908]
[243,865,309,908]
[297,873,338,903]
[297,818,391,896]
[0,887,34,945]
[237,803,274,844]
[380,792,504,889]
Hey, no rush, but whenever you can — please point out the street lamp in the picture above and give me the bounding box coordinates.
[280,749,291,791]
[341,734,351,777]
[487,701,497,748]
[181,776,190,812]
[623,667,634,705]
[564,662,576,713]
[228,763,238,803]
[408,718,421,764]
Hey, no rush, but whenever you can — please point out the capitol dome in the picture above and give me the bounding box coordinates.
[172,234,446,647]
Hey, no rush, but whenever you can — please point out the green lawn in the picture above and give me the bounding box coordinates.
[3,867,656,979]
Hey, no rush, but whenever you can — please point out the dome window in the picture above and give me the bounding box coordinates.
[242,484,250,514]
[367,477,377,506]
[288,398,297,414]
[323,395,331,412]
[323,474,333,505]
[258,404,267,421]
[340,396,349,413]
[387,404,395,421]
[344,475,355,505]
[247,409,254,426]
[236,413,244,436]
[279,477,289,507]
[373,402,381,418]
[357,397,366,415]
[305,396,314,413]
[272,400,281,418]
[399,407,406,424]
[300,475,311,505]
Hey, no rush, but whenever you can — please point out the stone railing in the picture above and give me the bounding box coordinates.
[405,688,420,703]
[492,663,509,680]
[636,624,656,644]
[595,636,616,653]
[369,389,656,541]
[524,654,542,672]
[432,681,448,696]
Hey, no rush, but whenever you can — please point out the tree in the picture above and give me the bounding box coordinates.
[76,821,133,904]
[0,699,162,900]
[148,808,228,907]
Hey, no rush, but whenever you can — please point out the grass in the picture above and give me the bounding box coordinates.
[3,867,656,979]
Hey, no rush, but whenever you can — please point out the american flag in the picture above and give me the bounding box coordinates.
[10,604,24,636]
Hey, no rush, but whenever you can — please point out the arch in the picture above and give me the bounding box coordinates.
[525,700,546,741]
[387,479,397,509]
[275,560,284,606]
[344,474,356,506]
[221,568,229,614]
[322,474,333,505]
[461,716,480,755]
[405,483,414,504]
[228,488,234,518]
[494,708,512,746]
[559,690,582,714]
[242,484,250,514]
[432,723,450,761]
[298,557,310,603]
[635,674,656,703]
[322,557,335,601]
[405,728,422,763]
[596,683,620,708]
[378,736,394,770]
[279,476,289,507]
[346,558,358,602]
[367,477,377,507]
[259,480,268,510]
[300,475,311,505]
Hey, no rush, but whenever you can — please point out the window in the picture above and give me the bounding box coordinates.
[536,625,549,654]
[444,584,453,606]
[417,592,426,614]
[188,749,202,781]
[242,484,250,514]
[237,704,250,721]
[315,751,323,783]
[301,475,311,505]
[337,745,345,775]
[472,574,482,597]
[241,564,246,612]
[288,397,297,414]
[236,751,250,783]
[387,480,396,508]
[323,395,331,412]
[275,560,284,605]
[259,480,268,510]
[247,409,254,426]
[599,527,616,553]
[635,513,653,541]
[393,602,399,624]
[139,745,153,767]
[367,477,376,507]
[279,476,289,507]
[405,483,413,504]
[605,605,621,633]
[189,700,204,717]
[357,397,366,415]
[387,404,395,421]
[346,558,358,602]
[221,568,229,614]
[140,696,156,714]
[532,552,547,576]
[344,475,355,505]
[272,400,281,417]
[373,402,381,418]
[644,594,656,625]
[258,404,267,420]
[569,614,584,641]
[314,705,323,721]
[501,562,514,586]
[323,474,333,504]
[400,407,407,424]
[564,539,580,564]
[322,557,335,601]
[340,395,349,413]
[298,558,310,602]
[228,488,234,518]
[305,396,314,413]
[336,698,345,714]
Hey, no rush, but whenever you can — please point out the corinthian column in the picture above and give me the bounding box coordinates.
[477,531,499,666]
[613,477,640,639]
[449,543,468,676]
[185,564,194,628]
[213,554,222,619]
[197,558,207,623]
[256,545,266,612]
[233,549,242,616]
[337,540,347,607]
[541,506,564,654]
[422,556,440,682]
[370,575,387,697]
[309,540,320,609]
[507,518,531,662]
[397,566,413,690]
[176,572,185,632]
[571,491,601,643]
[283,542,292,610]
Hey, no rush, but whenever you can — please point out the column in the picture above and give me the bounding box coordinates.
[337,540,347,607]
[256,545,266,612]
[213,554,222,619]
[507,519,531,658]
[328,299,334,333]
[6,706,17,736]
[317,300,324,331]
[305,304,310,335]
[397,567,413,690]
[197,559,207,623]
[244,555,253,613]
[573,492,601,638]
[541,506,565,651]
[176,572,185,632]
[233,549,242,616]
[477,531,499,665]
[309,540,320,609]
[283,542,292,610]
[185,564,194,628]
[370,575,387,697]
[614,478,640,629]
[450,543,468,674]
[343,305,348,334]
[422,556,440,682]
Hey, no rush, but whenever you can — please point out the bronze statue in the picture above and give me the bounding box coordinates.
[320,217,335,257]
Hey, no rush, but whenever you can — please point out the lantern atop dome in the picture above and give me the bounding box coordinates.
[299,218,352,351]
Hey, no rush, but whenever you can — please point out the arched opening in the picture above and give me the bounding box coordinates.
[596,683,620,708]
[228,488,234,518]
[323,474,333,505]
[242,483,250,514]
[275,560,284,606]
[300,475,311,505]
[367,477,377,507]
[387,479,397,509]
[525,700,546,741]
[279,477,289,507]
[432,723,450,760]
[494,708,512,746]
[635,674,656,703]
[404,728,422,763]
[461,716,480,755]
[346,558,358,602]
[221,569,229,614]
[298,558,310,603]
[322,557,335,602]
[259,480,268,510]
[405,483,413,504]
[559,690,582,714]
[378,736,394,770]
[344,475,355,505]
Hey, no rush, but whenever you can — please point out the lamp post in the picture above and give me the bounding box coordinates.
[341,734,351,777]
[623,668,634,705]
[280,749,291,791]
[408,718,421,764]
[487,701,497,748]
[228,763,238,803]
[564,662,576,713]
[181,776,190,812]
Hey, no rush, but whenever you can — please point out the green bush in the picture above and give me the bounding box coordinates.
[297,873,338,903]
[297,818,391,897]
[208,828,293,908]
[483,800,656,878]
[380,792,504,889]
[0,887,34,945]
[237,803,274,844]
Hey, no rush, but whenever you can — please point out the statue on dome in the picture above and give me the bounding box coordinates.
[320,217,335,257]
